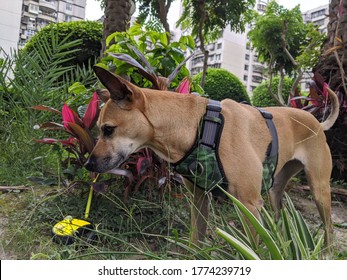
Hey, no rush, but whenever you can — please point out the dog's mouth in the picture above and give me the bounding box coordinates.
[85,154,127,173]
[105,155,126,173]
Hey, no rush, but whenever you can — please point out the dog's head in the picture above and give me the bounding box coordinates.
[85,66,153,173]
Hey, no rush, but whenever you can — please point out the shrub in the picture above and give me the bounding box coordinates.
[101,23,196,90]
[252,76,296,107]
[193,68,250,103]
[23,21,102,68]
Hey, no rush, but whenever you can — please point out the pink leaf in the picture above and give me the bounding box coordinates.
[322,83,329,99]
[136,157,150,175]
[35,137,77,147]
[176,77,191,94]
[35,138,59,144]
[339,0,343,17]
[62,104,76,130]
[290,99,298,108]
[62,104,83,131]
[83,92,100,129]
[31,105,61,115]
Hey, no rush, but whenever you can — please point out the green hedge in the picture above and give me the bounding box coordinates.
[23,20,103,67]
[194,68,250,103]
[252,76,297,107]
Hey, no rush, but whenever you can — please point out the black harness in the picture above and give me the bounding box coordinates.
[173,99,279,196]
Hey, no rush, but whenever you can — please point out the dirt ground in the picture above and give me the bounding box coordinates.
[0,216,16,259]
[0,187,346,259]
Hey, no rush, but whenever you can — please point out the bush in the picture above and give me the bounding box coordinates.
[0,29,98,185]
[23,20,102,68]
[252,76,296,107]
[193,68,250,103]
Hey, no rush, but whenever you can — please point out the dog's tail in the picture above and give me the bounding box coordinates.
[320,87,340,131]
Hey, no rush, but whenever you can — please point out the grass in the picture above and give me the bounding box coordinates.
[0,180,242,259]
[2,179,346,260]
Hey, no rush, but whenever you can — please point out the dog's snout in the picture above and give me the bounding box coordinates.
[85,156,97,171]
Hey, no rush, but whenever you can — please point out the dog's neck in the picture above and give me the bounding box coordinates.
[142,89,208,163]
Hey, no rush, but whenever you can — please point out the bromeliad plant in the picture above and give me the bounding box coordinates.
[33,91,136,193]
[33,92,99,169]
[289,72,347,178]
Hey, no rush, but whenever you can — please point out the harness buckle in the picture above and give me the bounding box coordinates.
[207,100,222,112]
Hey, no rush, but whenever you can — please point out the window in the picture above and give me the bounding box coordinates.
[65,15,72,22]
[311,9,326,19]
[245,54,250,60]
[252,75,263,83]
[313,19,325,26]
[28,4,39,14]
[217,43,222,49]
[244,65,249,71]
[253,65,264,73]
[210,63,221,68]
[209,54,215,61]
[216,54,221,61]
[243,75,248,81]
[192,56,204,66]
[66,3,73,11]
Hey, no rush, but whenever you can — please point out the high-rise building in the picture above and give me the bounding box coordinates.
[301,4,329,91]
[188,0,270,96]
[19,0,86,47]
[188,1,330,95]
[302,4,329,34]
[0,0,22,57]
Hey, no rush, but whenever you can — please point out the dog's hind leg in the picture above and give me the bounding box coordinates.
[303,147,333,248]
[269,160,304,219]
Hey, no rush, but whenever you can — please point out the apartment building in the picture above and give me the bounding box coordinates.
[0,0,22,57]
[19,0,86,46]
[303,4,329,34]
[189,0,270,95]
[301,4,329,91]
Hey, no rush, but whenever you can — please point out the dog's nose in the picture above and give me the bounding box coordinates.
[85,156,96,171]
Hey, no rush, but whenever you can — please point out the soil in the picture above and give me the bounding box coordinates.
[0,186,346,259]
[0,216,16,260]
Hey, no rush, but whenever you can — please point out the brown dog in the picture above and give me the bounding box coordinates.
[86,66,339,248]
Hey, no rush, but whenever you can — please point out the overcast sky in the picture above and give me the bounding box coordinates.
[85,0,331,22]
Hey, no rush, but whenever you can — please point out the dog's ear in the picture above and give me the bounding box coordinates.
[93,66,144,109]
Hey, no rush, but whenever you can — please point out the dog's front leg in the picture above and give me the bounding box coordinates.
[183,179,210,246]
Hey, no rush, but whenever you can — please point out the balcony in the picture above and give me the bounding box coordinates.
[253,65,265,74]
[38,11,57,22]
[39,0,57,12]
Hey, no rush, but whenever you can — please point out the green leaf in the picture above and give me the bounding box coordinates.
[128,23,142,36]
[159,32,168,46]
[216,228,260,260]
[68,82,87,95]
[218,187,283,260]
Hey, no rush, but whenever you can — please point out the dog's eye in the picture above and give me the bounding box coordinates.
[102,125,116,137]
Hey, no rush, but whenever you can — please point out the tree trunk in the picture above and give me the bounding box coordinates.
[313,0,347,180]
[197,0,208,88]
[157,0,172,42]
[101,0,135,56]
[314,0,347,94]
